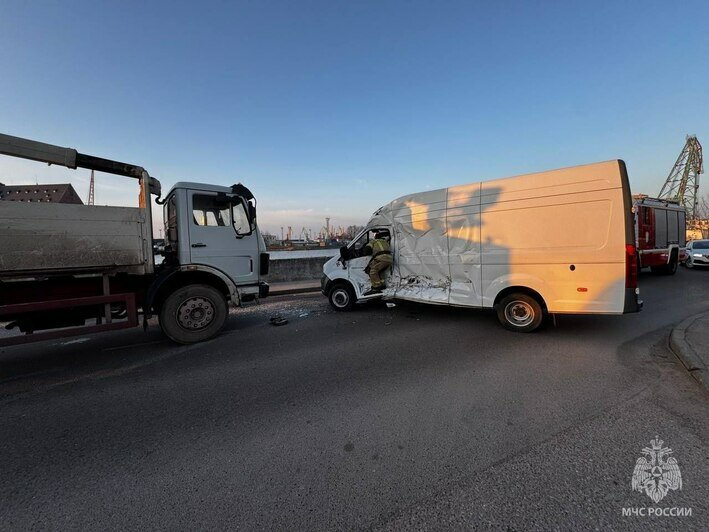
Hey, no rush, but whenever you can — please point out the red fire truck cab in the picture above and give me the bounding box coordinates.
[633,195,687,275]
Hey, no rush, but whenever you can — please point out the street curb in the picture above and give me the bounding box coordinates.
[669,311,709,390]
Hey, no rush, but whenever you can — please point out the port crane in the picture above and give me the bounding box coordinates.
[658,135,703,220]
[87,170,95,205]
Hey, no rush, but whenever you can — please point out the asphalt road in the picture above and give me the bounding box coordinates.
[1,268,708,530]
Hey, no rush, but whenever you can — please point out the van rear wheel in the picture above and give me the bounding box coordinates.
[496,293,545,333]
[159,284,228,344]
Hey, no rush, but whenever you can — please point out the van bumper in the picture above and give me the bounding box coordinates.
[623,288,642,313]
[321,274,332,295]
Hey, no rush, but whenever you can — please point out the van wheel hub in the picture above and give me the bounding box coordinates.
[332,288,350,308]
[177,297,215,330]
[505,301,534,326]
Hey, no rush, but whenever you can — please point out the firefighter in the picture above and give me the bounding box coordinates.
[362,229,393,295]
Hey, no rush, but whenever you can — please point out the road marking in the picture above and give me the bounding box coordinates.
[101,339,165,352]
[60,337,91,345]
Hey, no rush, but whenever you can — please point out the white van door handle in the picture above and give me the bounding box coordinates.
[191,243,207,248]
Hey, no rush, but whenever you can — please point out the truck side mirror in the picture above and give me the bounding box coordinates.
[233,199,254,238]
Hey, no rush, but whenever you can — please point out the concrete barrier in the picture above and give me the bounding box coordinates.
[267,256,331,283]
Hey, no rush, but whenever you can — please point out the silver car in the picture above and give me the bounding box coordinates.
[685,239,709,268]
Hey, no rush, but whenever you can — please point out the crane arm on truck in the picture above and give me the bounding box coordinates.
[0,133,162,196]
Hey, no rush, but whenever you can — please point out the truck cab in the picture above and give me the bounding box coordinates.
[152,182,270,342]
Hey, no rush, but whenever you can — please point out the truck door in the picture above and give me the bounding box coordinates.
[188,191,258,284]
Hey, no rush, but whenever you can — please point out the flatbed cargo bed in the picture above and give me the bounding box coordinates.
[0,201,152,277]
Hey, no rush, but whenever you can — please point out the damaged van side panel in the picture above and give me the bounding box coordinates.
[388,189,450,303]
[447,183,483,306]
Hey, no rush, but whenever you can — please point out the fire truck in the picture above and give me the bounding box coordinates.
[633,195,687,274]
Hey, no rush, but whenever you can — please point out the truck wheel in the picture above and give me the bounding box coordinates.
[329,283,356,311]
[495,293,545,333]
[159,284,228,344]
[652,252,678,275]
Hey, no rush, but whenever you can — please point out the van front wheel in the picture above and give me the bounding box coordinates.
[496,293,545,333]
[329,283,356,311]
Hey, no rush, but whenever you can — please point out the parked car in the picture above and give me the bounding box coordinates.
[684,239,709,268]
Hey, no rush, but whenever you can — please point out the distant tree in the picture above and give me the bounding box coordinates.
[344,224,365,239]
[696,195,709,219]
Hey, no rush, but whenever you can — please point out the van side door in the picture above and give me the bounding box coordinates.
[347,229,393,295]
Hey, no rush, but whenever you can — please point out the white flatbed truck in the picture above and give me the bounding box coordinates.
[0,133,270,346]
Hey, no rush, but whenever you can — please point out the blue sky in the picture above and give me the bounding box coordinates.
[1,0,707,235]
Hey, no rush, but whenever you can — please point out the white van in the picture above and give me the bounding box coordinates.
[321,160,642,332]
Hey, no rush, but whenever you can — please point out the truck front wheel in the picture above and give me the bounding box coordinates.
[159,284,228,344]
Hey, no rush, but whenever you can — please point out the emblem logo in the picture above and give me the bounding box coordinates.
[631,437,682,503]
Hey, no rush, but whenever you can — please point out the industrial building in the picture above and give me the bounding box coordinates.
[0,183,83,204]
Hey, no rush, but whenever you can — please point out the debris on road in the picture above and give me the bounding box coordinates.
[270,316,288,326]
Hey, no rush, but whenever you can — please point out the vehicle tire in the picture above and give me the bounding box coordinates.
[653,252,678,275]
[328,283,356,311]
[686,256,694,269]
[495,293,545,333]
[159,284,228,344]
